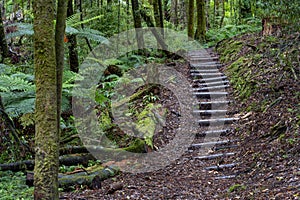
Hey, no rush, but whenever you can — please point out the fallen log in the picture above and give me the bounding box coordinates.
[26,165,120,191]
[59,146,89,155]
[0,153,96,172]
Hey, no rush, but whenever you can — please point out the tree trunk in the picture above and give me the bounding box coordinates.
[187,0,194,39]
[157,0,164,36]
[139,9,168,50]
[0,8,9,61]
[55,0,67,135]
[153,0,161,28]
[131,0,145,50]
[219,0,225,28]
[195,0,206,41]
[179,0,187,29]
[206,0,210,29]
[33,0,59,199]
[170,0,178,27]
[67,0,79,73]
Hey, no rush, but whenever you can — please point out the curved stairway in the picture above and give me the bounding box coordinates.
[187,50,240,180]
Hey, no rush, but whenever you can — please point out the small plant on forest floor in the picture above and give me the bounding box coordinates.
[0,171,33,199]
[228,184,247,193]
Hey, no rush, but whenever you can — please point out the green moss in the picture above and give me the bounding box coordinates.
[123,139,146,153]
[136,103,166,148]
[226,57,257,101]
[99,110,113,131]
[218,40,243,63]
[228,184,246,193]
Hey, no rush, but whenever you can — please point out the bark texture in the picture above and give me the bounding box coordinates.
[33,0,59,199]
[55,0,67,135]
[187,0,194,39]
[67,0,79,73]
[131,0,145,50]
[195,0,206,41]
[0,8,9,60]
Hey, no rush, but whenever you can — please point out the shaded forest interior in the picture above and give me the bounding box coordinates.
[0,0,299,199]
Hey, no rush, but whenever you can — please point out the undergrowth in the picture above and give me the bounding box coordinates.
[0,171,33,200]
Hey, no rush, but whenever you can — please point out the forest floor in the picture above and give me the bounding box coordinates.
[62,32,299,199]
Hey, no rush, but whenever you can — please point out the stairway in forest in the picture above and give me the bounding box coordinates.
[187,50,239,180]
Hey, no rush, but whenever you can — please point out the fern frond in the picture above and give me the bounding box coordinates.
[0,74,34,93]
[76,28,109,44]
[2,92,35,117]
[66,13,81,26]
[5,23,33,39]
[71,15,103,27]
[0,64,13,74]
[66,26,79,35]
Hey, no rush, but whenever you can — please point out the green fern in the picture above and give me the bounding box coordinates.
[5,23,33,39]
[5,22,108,44]
[75,28,109,44]
[0,70,79,118]
[0,73,35,117]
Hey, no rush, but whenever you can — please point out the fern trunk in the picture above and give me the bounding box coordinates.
[33,0,59,199]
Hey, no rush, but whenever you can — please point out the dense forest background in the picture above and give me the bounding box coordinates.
[0,0,299,199]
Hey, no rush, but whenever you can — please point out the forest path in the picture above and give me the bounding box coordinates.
[187,49,240,180]
[62,50,244,199]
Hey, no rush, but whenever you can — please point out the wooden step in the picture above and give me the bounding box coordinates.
[196,80,229,87]
[193,92,228,98]
[190,61,221,65]
[205,163,238,171]
[196,101,230,106]
[190,69,220,73]
[192,85,228,91]
[196,129,230,137]
[193,109,227,115]
[191,64,222,68]
[189,57,219,61]
[190,140,234,148]
[195,152,235,160]
[214,175,236,180]
[197,76,228,82]
[197,118,239,126]
[191,72,224,77]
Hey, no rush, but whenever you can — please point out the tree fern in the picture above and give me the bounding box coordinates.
[0,70,79,118]
[5,22,108,44]
[0,73,35,117]
[5,23,33,40]
[75,28,109,44]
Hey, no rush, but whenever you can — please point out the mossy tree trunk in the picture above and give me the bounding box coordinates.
[187,0,194,39]
[195,0,206,42]
[131,0,145,50]
[33,0,66,199]
[67,0,79,73]
[55,0,67,139]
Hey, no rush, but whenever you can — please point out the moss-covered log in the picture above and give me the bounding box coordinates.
[26,166,120,191]
[59,146,89,155]
[0,154,96,172]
